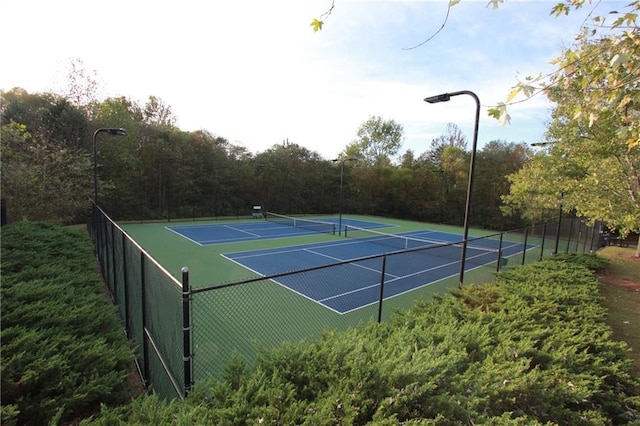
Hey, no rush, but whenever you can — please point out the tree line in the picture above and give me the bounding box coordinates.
[1,86,534,230]
[307,0,640,255]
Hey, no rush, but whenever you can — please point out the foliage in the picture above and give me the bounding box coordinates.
[0,222,135,425]
[255,141,332,215]
[500,1,639,254]
[504,1,640,151]
[0,118,93,224]
[85,255,640,425]
[55,58,101,119]
[311,0,638,238]
[1,88,94,224]
[1,87,530,229]
[473,141,530,229]
[542,252,608,273]
[502,33,640,244]
[345,115,404,167]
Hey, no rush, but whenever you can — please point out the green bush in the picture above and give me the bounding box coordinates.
[543,252,608,272]
[1,222,135,425]
[85,254,640,424]
[3,226,635,425]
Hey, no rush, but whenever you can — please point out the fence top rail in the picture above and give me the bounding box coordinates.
[95,205,183,290]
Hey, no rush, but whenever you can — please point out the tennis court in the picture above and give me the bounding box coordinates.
[93,209,601,396]
[223,226,528,314]
[167,213,387,245]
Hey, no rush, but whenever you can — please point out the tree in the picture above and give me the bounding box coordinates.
[1,121,93,223]
[1,88,90,150]
[427,123,467,170]
[143,96,176,128]
[351,0,638,248]
[56,58,101,119]
[494,1,640,152]
[312,1,638,148]
[255,141,326,214]
[345,115,403,167]
[1,90,94,223]
[91,97,141,217]
[502,35,640,255]
[473,140,529,230]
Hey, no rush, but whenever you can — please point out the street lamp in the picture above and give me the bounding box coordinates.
[332,157,357,235]
[93,128,126,207]
[530,141,557,147]
[424,90,480,287]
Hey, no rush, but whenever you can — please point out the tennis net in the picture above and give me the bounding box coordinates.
[343,225,501,265]
[265,212,336,235]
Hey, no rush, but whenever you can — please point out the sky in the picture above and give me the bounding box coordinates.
[1,0,626,160]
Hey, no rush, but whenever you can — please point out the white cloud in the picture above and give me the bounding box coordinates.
[2,0,627,158]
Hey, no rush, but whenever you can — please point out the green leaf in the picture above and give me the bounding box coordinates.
[551,3,570,17]
[487,108,501,120]
[310,18,324,32]
[488,103,511,127]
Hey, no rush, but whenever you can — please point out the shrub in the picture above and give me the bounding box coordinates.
[86,254,640,424]
[1,222,135,425]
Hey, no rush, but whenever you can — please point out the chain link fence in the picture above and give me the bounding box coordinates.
[89,207,187,399]
[89,206,603,398]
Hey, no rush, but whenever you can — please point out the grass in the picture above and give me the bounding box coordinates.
[597,245,640,375]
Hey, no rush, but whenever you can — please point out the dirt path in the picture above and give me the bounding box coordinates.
[600,251,640,292]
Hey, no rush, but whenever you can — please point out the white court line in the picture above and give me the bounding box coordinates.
[227,237,405,259]
[221,254,265,277]
[220,252,346,315]
[223,232,526,315]
[224,225,261,238]
[320,258,459,304]
[269,277,345,315]
[326,247,506,315]
[305,248,400,278]
[164,226,204,246]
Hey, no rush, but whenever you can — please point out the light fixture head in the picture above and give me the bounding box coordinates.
[424,93,451,104]
[110,128,127,136]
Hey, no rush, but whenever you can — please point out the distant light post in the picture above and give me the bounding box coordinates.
[530,141,557,147]
[332,157,357,235]
[424,90,480,287]
[93,128,126,207]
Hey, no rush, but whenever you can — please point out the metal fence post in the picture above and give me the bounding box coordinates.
[554,193,563,254]
[496,233,504,272]
[111,221,118,303]
[589,221,598,253]
[140,252,150,387]
[582,221,590,253]
[122,232,130,338]
[540,224,547,261]
[377,256,387,323]
[182,267,193,395]
[566,219,574,253]
[521,228,529,265]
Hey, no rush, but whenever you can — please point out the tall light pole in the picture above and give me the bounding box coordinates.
[332,157,357,235]
[93,128,126,207]
[424,90,480,287]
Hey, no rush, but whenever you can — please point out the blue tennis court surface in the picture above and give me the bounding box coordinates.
[224,230,530,314]
[167,217,386,245]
